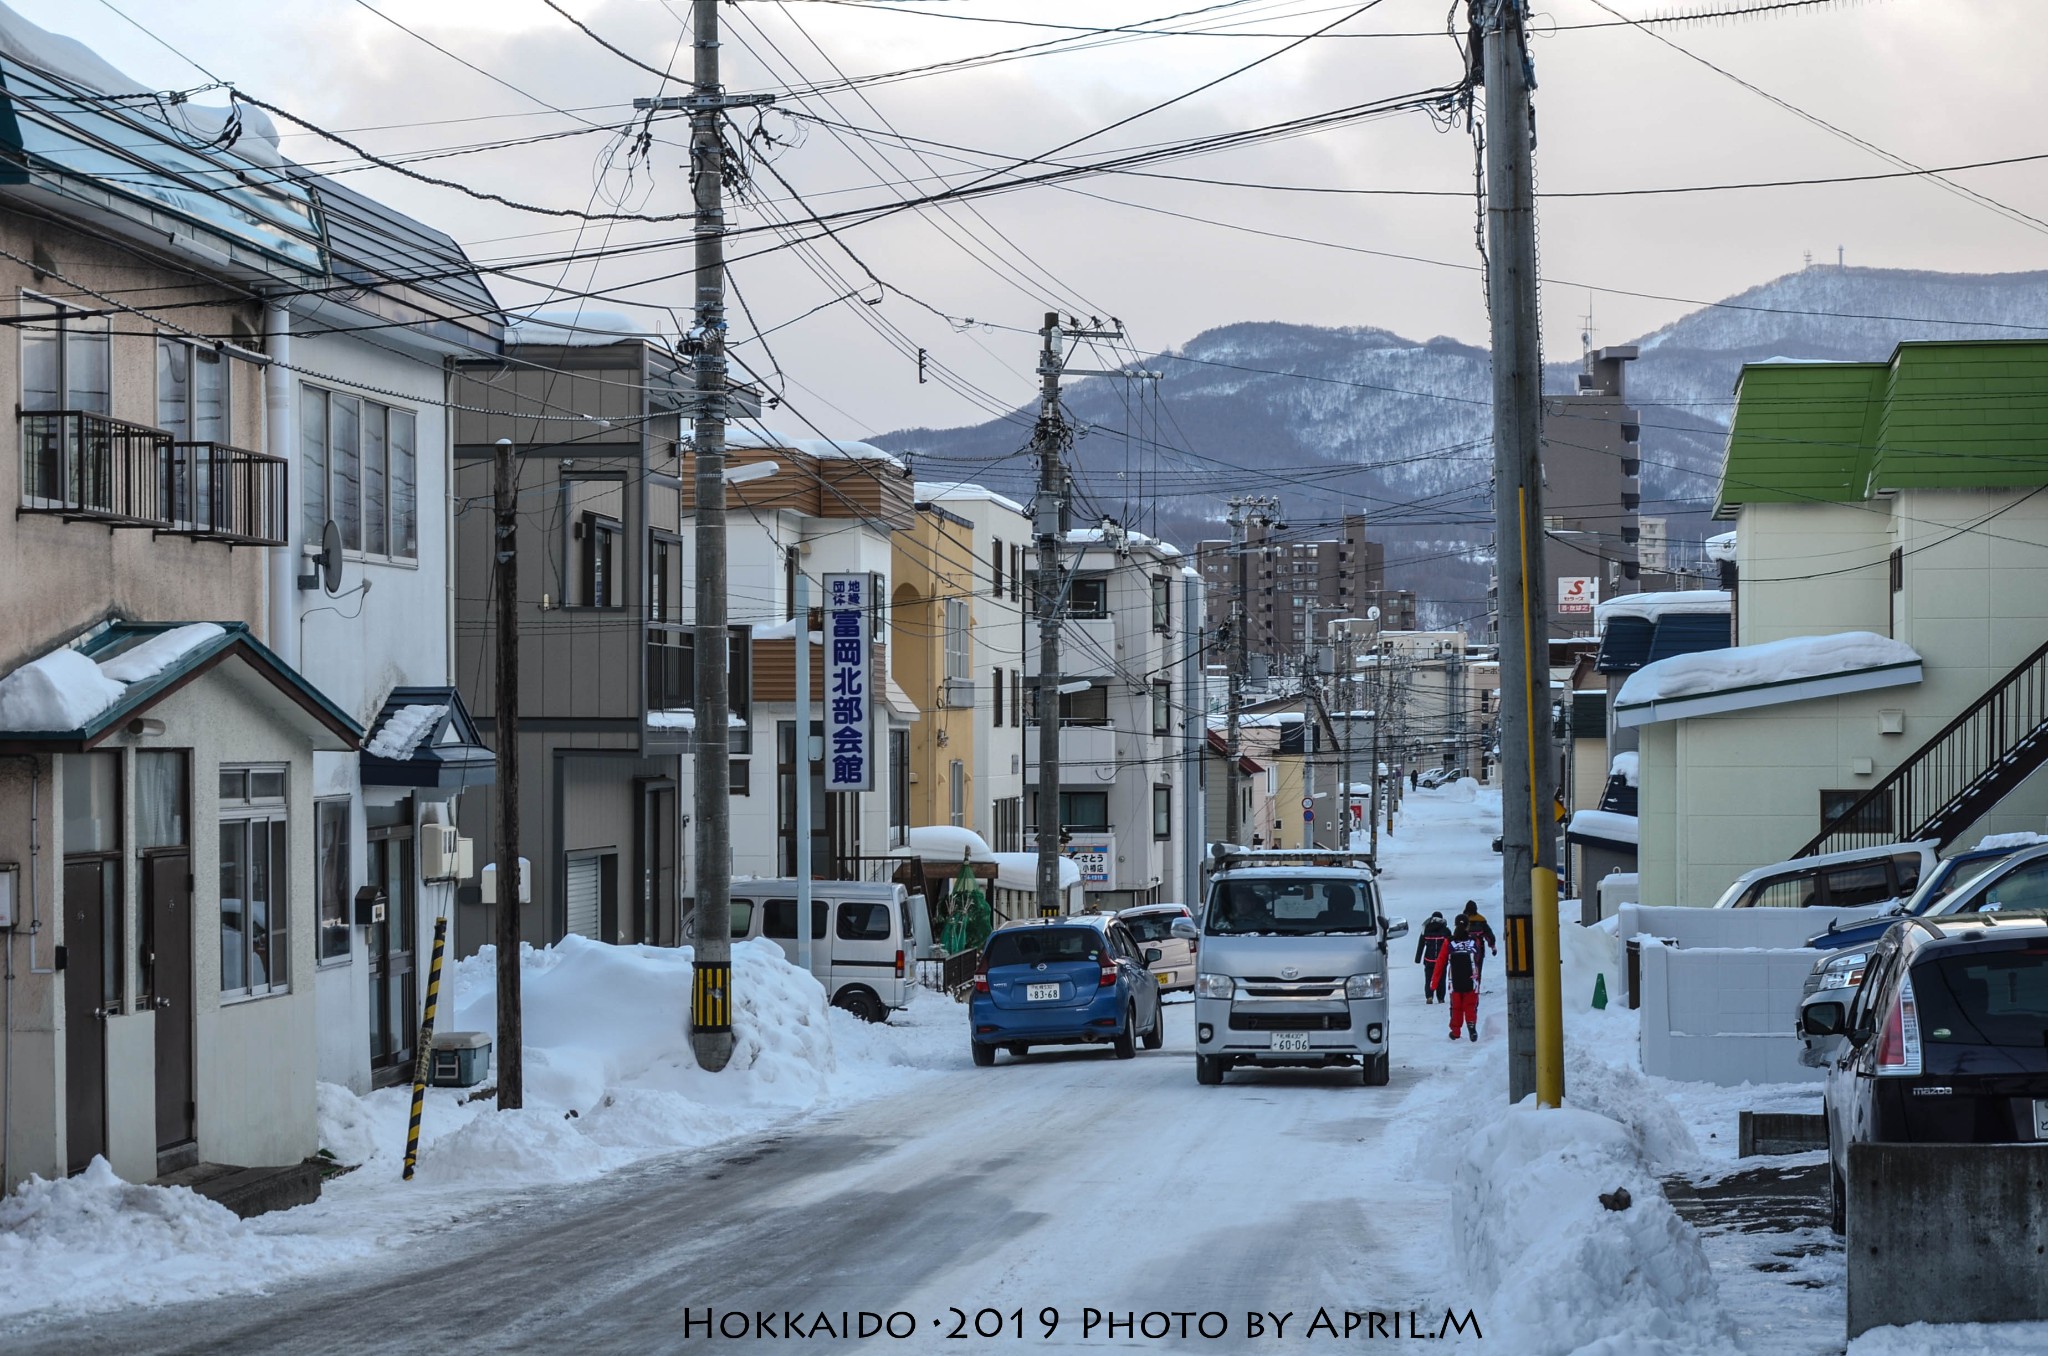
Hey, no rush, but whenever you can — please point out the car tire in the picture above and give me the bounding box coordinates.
[1114,1004,1138,1059]
[1829,1164,1846,1236]
[1363,1051,1390,1086]
[1196,1054,1225,1085]
[1141,1003,1165,1050]
[970,1039,996,1068]
[832,987,884,1023]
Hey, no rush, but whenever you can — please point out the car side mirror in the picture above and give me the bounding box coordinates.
[1385,918,1409,940]
[1170,919,1199,941]
[1801,1000,1846,1038]
[1144,947,1163,964]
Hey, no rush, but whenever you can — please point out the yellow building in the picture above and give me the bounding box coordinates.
[890,500,979,831]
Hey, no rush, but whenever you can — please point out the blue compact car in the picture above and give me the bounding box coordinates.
[969,915,1163,1065]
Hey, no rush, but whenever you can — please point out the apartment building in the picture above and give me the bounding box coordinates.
[1536,345,1643,636]
[1195,513,1391,659]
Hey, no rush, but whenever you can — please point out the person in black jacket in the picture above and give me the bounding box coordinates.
[1414,912,1450,1003]
[1459,900,1498,983]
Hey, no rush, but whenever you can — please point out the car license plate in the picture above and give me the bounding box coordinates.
[2035,1099,2048,1139]
[1156,972,1174,987]
[1270,1031,1312,1052]
[1027,983,1060,1002]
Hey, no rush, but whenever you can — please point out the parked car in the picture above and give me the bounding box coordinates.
[1418,766,1467,790]
[1710,841,1938,910]
[1116,903,1197,991]
[969,914,1163,1065]
[683,880,916,1022]
[1802,912,2048,1233]
[1803,843,2027,956]
[1178,846,1408,1087]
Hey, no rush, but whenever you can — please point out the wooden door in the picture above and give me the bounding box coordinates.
[144,852,195,1150]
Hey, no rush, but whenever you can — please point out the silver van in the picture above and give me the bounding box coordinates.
[685,880,915,1022]
[1709,841,1937,910]
[1173,848,1408,1086]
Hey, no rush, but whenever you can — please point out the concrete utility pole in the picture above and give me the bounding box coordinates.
[1477,0,1564,1107]
[1030,313,1126,918]
[639,2,774,1073]
[1223,495,1279,847]
[492,437,522,1110]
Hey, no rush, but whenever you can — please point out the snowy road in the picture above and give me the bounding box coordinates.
[11,791,1516,1355]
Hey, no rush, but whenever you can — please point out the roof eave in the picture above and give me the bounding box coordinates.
[1613,659,1921,729]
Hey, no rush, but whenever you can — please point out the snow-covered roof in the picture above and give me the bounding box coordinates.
[913,481,1026,514]
[364,704,447,761]
[1063,526,1185,558]
[729,427,906,470]
[505,309,651,346]
[1593,590,1731,634]
[990,852,1082,893]
[0,624,223,732]
[1567,810,1639,847]
[899,825,996,863]
[647,710,749,731]
[1614,631,1922,727]
[1705,531,1737,563]
[1609,750,1639,787]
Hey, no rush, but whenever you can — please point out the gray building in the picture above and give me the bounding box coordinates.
[1194,513,1392,660]
[1533,345,1642,637]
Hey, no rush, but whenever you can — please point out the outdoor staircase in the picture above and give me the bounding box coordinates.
[1797,634,2048,857]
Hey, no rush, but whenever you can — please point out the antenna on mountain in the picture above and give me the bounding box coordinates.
[1837,245,1845,270]
[1579,295,1595,372]
[1804,249,1813,270]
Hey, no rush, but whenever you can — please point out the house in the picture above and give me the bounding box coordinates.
[1631,342,2048,906]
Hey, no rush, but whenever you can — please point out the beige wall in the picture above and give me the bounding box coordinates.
[892,509,975,832]
[1735,500,1891,645]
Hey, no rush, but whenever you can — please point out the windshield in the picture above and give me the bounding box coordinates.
[984,928,1104,967]
[1121,913,1182,943]
[1206,878,1377,936]
[1914,858,2003,914]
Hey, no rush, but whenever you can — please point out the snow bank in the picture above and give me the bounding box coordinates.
[1436,776,1480,802]
[1569,809,1640,845]
[1455,1105,1734,1356]
[1593,589,1730,634]
[1849,1321,2048,1355]
[1617,631,1918,707]
[1974,831,2048,852]
[0,1159,371,1315]
[1609,750,1639,786]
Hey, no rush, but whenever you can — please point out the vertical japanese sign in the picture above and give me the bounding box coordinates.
[823,572,873,791]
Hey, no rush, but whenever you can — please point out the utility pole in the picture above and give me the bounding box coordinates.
[1030,313,1125,917]
[492,437,522,1111]
[1223,495,1279,847]
[639,3,774,1073]
[1477,0,1563,1108]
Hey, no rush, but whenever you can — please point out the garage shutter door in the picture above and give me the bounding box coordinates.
[565,857,601,939]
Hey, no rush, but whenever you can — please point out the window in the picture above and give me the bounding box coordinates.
[729,759,751,796]
[1741,873,1817,909]
[580,513,621,607]
[220,765,289,998]
[1011,669,1023,727]
[1060,791,1110,830]
[993,667,1005,726]
[944,599,971,680]
[762,898,827,940]
[563,477,626,607]
[991,539,1004,596]
[1010,544,1023,602]
[21,293,110,414]
[316,798,351,963]
[1059,683,1109,726]
[648,535,676,622]
[1820,789,1891,836]
[62,752,123,1016]
[1980,861,2048,913]
[1820,863,1893,909]
[890,728,911,848]
[156,339,228,443]
[1153,785,1172,839]
[993,796,1023,852]
[1069,577,1109,618]
[1151,576,1170,632]
[838,900,893,941]
[300,385,417,560]
[949,759,965,828]
[1151,680,1171,735]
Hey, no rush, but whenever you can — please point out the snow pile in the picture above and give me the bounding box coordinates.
[1617,632,1919,707]
[1455,1105,1734,1356]
[900,824,995,863]
[1569,809,1640,845]
[0,1159,371,1314]
[1436,776,1480,802]
[364,704,446,760]
[0,624,224,731]
[1974,831,2048,851]
[645,710,748,731]
[1704,531,1737,563]
[914,480,1025,513]
[1849,1321,2048,1355]
[991,852,1080,891]
[1593,589,1730,634]
[1610,750,1639,786]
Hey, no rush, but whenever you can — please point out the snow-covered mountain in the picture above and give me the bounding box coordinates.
[873,267,2048,627]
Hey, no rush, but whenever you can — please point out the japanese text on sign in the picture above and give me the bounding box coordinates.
[823,572,873,791]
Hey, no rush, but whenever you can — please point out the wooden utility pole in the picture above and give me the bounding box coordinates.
[1223,495,1278,847]
[1032,313,1068,919]
[492,437,522,1110]
[1477,0,1563,1107]
[637,3,771,1071]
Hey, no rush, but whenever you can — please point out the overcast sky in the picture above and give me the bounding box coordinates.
[22,0,2047,438]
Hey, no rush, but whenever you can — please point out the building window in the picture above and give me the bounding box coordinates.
[1151,576,1170,632]
[561,477,625,608]
[316,797,350,963]
[1012,669,1023,727]
[300,385,416,561]
[219,765,289,999]
[1059,683,1109,726]
[1069,577,1109,618]
[944,598,971,680]
[993,796,1023,852]
[949,759,966,828]
[1059,791,1110,830]
[21,292,110,415]
[730,759,751,796]
[1010,544,1023,601]
[993,667,1005,726]
[1153,785,1172,839]
[890,728,911,847]
[1152,680,1171,735]
[991,538,1004,596]
[156,339,228,443]
[580,512,621,607]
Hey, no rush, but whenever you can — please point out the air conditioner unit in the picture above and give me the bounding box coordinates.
[421,825,461,881]
[940,678,975,708]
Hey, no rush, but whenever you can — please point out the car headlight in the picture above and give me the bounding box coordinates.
[1817,952,1868,990]
[1346,973,1386,1000]
[1195,973,1236,1000]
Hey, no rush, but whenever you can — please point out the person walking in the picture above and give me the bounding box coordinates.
[1414,911,1450,1003]
[1431,916,1482,1041]
[1459,900,1498,983]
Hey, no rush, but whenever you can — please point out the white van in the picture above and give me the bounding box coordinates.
[685,880,915,1021]
[1710,842,1938,909]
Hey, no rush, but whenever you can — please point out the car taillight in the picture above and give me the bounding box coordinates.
[973,955,990,995]
[894,949,905,979]
[1099,954,1117,987]
[1875,973,1922,1075]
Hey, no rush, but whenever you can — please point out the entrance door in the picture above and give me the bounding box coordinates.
[635,783,676,945]
[143,852,195,1151]
[367,835,418,1084]
[63,858,113,1175]
[565,855,602,939]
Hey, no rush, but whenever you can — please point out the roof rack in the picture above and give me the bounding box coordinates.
[1208,844,1377,873]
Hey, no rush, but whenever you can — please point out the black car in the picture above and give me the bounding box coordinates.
[1802,912,2048,1233]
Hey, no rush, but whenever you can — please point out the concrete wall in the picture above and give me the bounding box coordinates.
[1636,940,1820,1086]
[1617,902,1885,948]
[1847,1142,2048,1338]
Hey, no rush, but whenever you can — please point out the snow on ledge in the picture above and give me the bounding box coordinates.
[1593,589,1730,635]
[365,704,447,761]
[1615,631,1920,721]
[1568,809,1639,846]
[898,825,996,863]
[1609,750,1639,786]
[0,624,224,733]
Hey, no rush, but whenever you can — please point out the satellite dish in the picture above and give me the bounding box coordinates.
[316,519,343,595]
[1366,606,1381,622]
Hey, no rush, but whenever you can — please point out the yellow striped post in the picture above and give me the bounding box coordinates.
[692,959,732,1034]
[402,916,449,1181]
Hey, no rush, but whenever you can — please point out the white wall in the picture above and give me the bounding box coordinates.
[1637,940,1822,1086]
[1736,500,1891,644]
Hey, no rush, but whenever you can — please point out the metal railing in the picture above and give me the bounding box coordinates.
[1798,634,2048,856]
[19,411,285,545]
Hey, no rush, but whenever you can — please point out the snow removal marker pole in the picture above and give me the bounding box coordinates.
[403,915,449,1180]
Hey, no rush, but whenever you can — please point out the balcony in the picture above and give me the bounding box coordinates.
[18,410,286,546]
